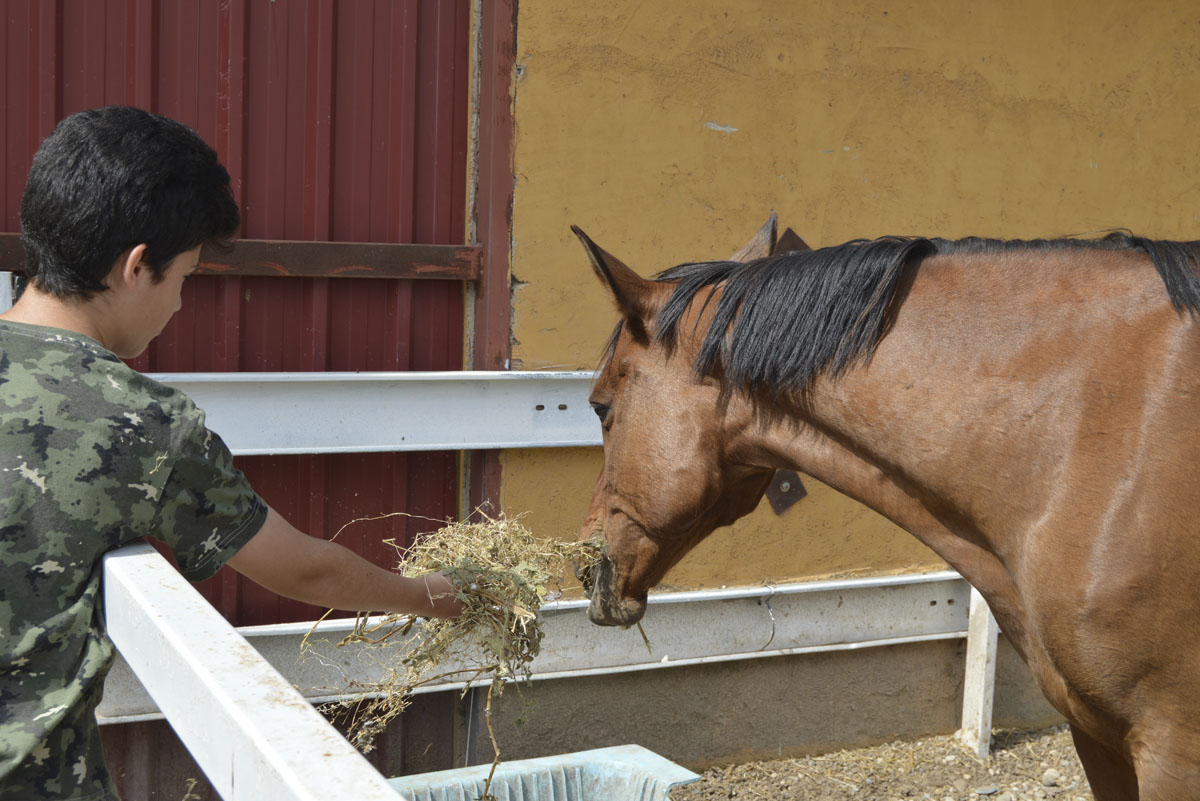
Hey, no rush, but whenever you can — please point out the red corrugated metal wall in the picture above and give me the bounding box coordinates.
[2,0,470,627]
[4,2,494,793]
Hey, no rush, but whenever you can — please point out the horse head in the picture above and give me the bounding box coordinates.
[572,216,809,626]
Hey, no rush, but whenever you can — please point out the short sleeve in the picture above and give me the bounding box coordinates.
[152,423,268,581]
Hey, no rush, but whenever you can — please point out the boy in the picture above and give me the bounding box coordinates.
[0,106,462,800]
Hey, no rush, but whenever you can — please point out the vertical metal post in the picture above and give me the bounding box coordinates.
[958,585,999,758]
[466,0,517,518]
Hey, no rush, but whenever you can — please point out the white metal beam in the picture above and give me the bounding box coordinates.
[103,543,405,801]
[149,371,599,455]
[99,570,969,723]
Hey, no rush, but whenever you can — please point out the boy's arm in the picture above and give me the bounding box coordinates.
[226,506,463,618]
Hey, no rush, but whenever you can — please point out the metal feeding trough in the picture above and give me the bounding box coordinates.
[386,744,699,801]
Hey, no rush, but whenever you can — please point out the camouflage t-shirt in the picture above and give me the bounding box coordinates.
[0,320,268,800]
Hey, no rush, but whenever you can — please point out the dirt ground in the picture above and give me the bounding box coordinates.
[671,725,1092,801]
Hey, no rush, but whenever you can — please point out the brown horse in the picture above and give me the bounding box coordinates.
[572,215,1200,800]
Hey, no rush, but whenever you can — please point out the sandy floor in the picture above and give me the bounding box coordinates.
[670,725,1093,800]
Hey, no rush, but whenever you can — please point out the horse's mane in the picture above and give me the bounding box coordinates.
[643,232,1200,398]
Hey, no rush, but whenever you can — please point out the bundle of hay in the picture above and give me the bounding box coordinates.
[310,513,604,786]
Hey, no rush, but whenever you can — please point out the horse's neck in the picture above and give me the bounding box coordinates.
[754,266,1029,547]
[758,389,983,549]
[754,248,1194,580]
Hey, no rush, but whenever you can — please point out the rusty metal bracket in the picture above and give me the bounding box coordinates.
[766,469,806,515]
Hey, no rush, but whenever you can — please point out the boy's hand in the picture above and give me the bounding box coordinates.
[414,572,464,619]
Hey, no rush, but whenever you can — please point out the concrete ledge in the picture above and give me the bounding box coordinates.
[466,636,1061,770]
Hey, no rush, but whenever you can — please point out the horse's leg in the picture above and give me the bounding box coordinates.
[1130,731,1200,801]
[1070,725,1138,801]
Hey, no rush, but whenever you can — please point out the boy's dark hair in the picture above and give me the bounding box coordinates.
[20,106,240,298]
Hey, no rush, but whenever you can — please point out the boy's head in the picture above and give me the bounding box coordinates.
[20,106,239,299]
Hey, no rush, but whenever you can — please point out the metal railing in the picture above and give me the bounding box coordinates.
[96,371,1002,774]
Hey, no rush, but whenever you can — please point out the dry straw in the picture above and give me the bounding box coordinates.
[306,512,604,797]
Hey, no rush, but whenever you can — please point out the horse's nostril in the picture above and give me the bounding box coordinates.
[574,560,596,594]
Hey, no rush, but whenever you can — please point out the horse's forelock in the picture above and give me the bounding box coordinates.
[653,260,746,355]
[596,319,624,375]
[652,241,929,399]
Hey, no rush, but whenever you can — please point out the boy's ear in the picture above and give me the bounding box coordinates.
[110,244,149,290]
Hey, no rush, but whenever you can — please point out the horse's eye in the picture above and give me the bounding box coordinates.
[590,402,610,420]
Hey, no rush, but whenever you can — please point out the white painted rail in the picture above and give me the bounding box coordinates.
[103,542,406,801]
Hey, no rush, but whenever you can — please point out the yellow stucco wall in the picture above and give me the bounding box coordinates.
[498,0,1200,588]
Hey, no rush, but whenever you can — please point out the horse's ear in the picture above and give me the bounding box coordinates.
[773,227,812,255]
[571,226,656,326]
[729,213,778,262]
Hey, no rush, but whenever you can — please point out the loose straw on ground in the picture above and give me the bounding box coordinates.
[304,513,604,800]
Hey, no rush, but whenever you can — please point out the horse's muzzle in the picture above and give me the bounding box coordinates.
[581,553,648,626]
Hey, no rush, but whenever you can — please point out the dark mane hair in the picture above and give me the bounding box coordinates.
[647,232,1200,398]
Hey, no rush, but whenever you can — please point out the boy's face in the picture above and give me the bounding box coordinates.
[113,246,201,359]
